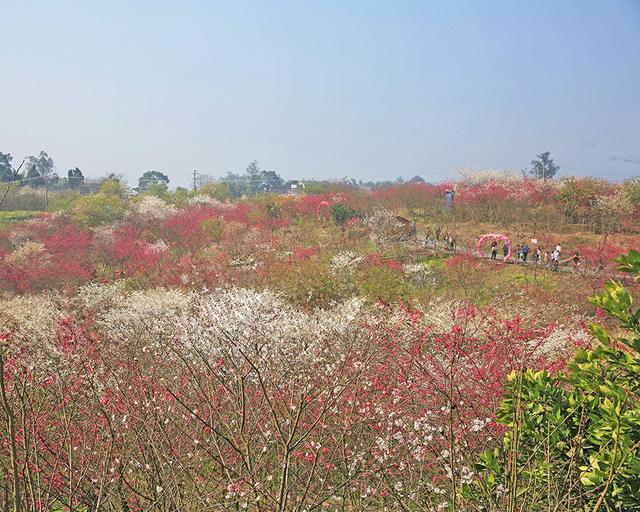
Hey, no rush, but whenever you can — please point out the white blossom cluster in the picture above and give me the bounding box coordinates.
[134,195,177,221]
[362,208,416,244]
[458,168,522,186]
[468,417,492,433]
[403,262,437,287]
[594,188,634,231]
[418,299,462,332]
[145,239,170,255]
[0,293,64,345]
[410,412,436,461]
[73,284,368,377]
[187,195,234,209]
[76,281,127,311]
[181,287,366,378]
[330,251,363,274]
[532,325,590,357]
[90,224,118,245]
[229,256,259,271]
[4,240,49,265]
[86,287,196,344]
[7,228,33,248]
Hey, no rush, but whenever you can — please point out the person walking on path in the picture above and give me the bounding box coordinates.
[503,244,509,259]
[534,247,541,264]
[572,251,581,273]
[491,240,498,260]
[522,243,530,262]
[551,245,561,271]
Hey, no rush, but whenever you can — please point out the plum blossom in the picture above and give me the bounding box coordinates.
[532,324,590,357]
[180,287,366,377]
[330,251,363,274]
[145,239,170,255]
[76,281,127,311]
[404,262,437,287]
[362,208,416,244]
[5,241,49,265]
[95,287,196,344]
[0,293,64,343]
[134,195,177,220]
[188,195,234,208]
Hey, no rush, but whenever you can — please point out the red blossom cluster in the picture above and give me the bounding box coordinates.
[364,253,404,273]
[0,217,93,292]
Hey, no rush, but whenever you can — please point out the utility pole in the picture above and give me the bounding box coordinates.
[193,170,199,192]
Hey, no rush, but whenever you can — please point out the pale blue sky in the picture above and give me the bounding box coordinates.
[1,0,639,187]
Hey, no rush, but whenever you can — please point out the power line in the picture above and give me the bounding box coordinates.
[3,173,62,184]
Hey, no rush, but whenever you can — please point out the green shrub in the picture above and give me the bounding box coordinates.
[197,181,231,201]
[331,203,359,227]
[356,265,412,303]
[468,250,640,511]
[71,193,129,227]
[202,218,223,242]
[99,178,130,199]
[262,256,347,307]
[49,190,82,212]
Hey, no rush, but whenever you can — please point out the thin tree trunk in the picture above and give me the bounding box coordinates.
[0,350,22,512]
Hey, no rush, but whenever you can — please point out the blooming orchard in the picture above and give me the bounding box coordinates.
[1,176,638,510]
[1,285,577,510]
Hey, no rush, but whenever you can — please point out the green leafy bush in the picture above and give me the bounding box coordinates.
[331,202,359,227]
[71,192,129,227]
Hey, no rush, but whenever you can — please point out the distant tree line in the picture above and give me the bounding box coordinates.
[0,150,87,191]
[222,160,308,197]
[2,149,564,196]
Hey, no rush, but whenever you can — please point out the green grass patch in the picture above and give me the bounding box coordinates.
[0,210,41,226]
[416,254,448,268]
[511,268,558,291]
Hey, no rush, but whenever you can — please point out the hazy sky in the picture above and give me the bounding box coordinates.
[2,1,639,188]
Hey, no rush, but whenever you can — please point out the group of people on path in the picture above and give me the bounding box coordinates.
[422,226,584,273]
[425,226,457,252]
[490,240,581,271]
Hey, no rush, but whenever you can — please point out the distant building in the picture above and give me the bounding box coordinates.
[287,180,305,195]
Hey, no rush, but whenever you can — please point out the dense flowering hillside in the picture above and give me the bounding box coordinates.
[0,175,639,510]
[1,176,638,295]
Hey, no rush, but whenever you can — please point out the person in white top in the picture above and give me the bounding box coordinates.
[551,245,561,270]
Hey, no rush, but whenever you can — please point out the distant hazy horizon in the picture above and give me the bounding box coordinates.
[2,1,639,188]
